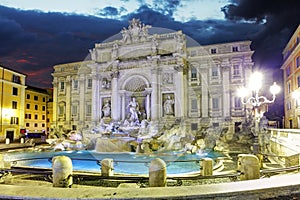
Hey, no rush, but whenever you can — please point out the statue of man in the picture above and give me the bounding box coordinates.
[127,97,140,121]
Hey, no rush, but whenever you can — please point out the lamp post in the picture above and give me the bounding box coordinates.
[237,72,280,154]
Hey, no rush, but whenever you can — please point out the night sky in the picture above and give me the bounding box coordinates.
[0,0,299,89]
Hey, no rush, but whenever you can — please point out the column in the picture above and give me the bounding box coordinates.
[79,75,85,124]
[150,56,160,121]
[111,70,120,121]
[222,60,230,117]
[200,68,209,118]
[52,78,58,127]
[174,64,186,118]
[65,76,71,128]
[91,73,100,125]
[119,90,126,120]
[145,88,152,120]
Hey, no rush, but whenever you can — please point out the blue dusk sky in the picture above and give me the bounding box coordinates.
[0,0,299,88]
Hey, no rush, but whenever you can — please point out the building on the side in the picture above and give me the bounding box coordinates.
[24,86,51,137]
[46,89,53,134]
[0,65,26,142]
[52,19,254,136]
[281,25,300,128]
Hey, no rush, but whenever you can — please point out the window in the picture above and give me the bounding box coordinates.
[210,48,217,54]
[12,87,18,95]
[60,81,65,91]
[288,82,291,94]
[213,123,219,127]
[86,104,92,115]
[58,105,64,115]
[43,97,46,102]
[233,65,240,77]
[34,123,38,127]
[286,66,291,77]
[191,67,197,81]
[26,94,30,99]
[287,101,292,110]
[72,125,77,130]
[191,99,198,112]
[232,46,239,52]
[212,67,218,77]
[212,98,219,109]
[42,115,45,120]
[73,80,78,90]
[191,123,198,131]
[26,123,30,127]
[35,114,38,120]
[34,96,38,101]
[35,105,38,110]
[297,57,300,68]
[42,106,46,111]
[26,104,30,109]
[28,114,31,119]
[298,76,300,88]
[12,75,21,83]
[234,97,242,108]
[12,101,17,109]
[72,105,78,116]
[87,79,92,88]
[10,117,19,125]
[42,123,45,127]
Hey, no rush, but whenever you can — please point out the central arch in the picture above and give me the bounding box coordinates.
[119,75,151,121]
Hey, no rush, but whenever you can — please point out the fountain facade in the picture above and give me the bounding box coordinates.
[51,18,254,152]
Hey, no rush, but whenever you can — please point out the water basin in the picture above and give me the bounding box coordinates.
[4,150,221,175]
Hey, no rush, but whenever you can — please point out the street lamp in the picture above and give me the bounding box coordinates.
[237,71,280,154]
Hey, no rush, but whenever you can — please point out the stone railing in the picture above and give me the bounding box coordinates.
[266,128,300,166]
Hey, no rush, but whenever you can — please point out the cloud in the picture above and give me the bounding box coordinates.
[221,0,300,69]
[0,1,299,89]
[97,6,124,18]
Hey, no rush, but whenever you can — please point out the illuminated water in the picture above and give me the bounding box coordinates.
[5,150,221,175]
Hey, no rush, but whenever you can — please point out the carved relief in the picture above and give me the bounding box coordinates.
[162,73,174,84]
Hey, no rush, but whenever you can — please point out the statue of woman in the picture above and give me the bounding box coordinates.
[164,95,174,115]
[127,97,140,121]
[102,100,111,117]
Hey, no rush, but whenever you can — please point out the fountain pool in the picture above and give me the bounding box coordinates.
[4,150,222,175]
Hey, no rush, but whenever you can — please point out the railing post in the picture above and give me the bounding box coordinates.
[149,158,166,187]
[52,156,73,188]
[101,158,114,177]
[200,158,213,176]
[240,154,260,180]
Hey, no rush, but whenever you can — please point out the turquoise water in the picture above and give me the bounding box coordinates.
[5,150,221,175]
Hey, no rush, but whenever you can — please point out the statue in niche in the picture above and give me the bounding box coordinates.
[102,100,111,118]
[127,97,140,122]
[164,95,175,116]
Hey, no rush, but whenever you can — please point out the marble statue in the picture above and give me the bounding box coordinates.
[127,97,140,121]
[164,95,174,115]
[102,100,111,117]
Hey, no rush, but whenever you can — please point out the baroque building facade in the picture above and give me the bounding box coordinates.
[52,19,254,136]
[281,25,300,128]
[0,65,26,142]
[24,86,50,135]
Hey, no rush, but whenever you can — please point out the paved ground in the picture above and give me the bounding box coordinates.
[0,142,34,151]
